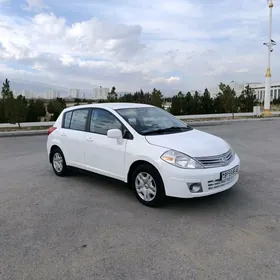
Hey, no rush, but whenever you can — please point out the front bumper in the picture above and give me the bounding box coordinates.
[160,154,240,198]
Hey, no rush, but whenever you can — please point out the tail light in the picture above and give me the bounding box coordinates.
[47,127,57,135]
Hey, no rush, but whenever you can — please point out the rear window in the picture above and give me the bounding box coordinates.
[63,111,72,128]
[62,109,90,131]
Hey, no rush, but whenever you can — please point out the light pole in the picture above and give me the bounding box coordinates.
[263,0,276,116]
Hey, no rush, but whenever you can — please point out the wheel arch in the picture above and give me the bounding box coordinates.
[49,145,64,163]
[127,160,160,185]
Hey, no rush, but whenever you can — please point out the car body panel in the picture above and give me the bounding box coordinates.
[47,103,240,199]
[145,129,230,157]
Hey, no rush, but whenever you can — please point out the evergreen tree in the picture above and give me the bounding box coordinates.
[150,88,164,108]
[107,86,118,102]
[26,99,46,122]
[47,98,66,121]
[1,79,14,100]
[238,85,258,112]
[201,88,213,114]
[1,79,28,127]
[218,83,237,118]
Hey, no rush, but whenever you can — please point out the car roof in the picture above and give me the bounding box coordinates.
[63,102,154,112]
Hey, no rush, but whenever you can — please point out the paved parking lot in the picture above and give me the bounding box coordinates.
[1,120,280,280]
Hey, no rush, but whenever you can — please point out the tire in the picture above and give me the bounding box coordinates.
[50,148,68,177]
[131,164,166,207]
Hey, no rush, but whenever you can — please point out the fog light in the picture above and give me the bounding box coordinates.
[188,183,202,193]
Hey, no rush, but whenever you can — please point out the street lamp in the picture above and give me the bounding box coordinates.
[263,0,276,116]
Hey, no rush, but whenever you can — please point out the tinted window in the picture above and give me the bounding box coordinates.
[90,109,123,135]
[63,111,72,128]
[116,107,192,135]
[69,109,89,131]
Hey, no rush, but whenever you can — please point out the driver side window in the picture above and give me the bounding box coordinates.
[90,108,123,135]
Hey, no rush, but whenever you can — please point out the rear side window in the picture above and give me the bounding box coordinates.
[62,109,89,131]
[63,111,72,128]
[70,109,89,131]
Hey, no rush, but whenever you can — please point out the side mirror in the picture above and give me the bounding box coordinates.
[107,129,122,139]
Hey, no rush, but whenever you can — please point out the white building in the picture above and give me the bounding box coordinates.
[209,82,246,98]
[45,90,59,99]
[93,87,109,100]
[208,81,280,101]
[69,88,80,99]
[231,82,246,97]
[22,90,33,99]
[249,82,280,101]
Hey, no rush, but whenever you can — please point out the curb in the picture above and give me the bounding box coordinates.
[0,117,279,138]
[0,130,48,138]
[187,117,280,127]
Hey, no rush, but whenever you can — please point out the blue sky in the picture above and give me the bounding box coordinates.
[0,0,279,95]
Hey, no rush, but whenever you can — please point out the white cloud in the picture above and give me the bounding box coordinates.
[0,0,279,96]
[24,0,47,11]
[151,76,181,85]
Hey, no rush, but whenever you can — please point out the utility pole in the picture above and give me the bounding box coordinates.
[263,0,276,116]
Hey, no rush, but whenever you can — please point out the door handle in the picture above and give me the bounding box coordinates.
[60,132,66,136]
[86,137,93,142]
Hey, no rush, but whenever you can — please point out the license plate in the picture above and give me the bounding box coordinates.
[220,165,239,181]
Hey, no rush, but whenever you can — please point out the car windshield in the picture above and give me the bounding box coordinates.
[115,107,192,136]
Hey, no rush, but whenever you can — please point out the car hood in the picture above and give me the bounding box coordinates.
[145,129,230,157]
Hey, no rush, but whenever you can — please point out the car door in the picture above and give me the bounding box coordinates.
[61,108,90,168]
[84,108,128,181]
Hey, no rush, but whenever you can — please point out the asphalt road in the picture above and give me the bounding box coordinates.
[1,121,280,280]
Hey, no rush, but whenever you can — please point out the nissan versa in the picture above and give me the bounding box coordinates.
[47,103,240,207]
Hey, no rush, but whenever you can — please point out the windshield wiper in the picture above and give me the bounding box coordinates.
[142,126,191,135]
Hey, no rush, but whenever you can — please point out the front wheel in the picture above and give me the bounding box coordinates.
[131,164,166,207]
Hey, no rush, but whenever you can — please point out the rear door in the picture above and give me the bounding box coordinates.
[60,108,90,168]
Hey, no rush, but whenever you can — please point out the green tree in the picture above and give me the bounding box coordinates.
[0,99,6,122]
[47,98,66,121]
[170,92,185,115]
[182,92,194,115]
[74,98,81,105]
[150,88,164,108]
[201,88,213,114]
[212,95,224,113]
[170,96,181,115]
[192,91,202,114]
[107,86,118,102]
[26,99,46,122]
[218,83,237,118]
[1,79,13,100]
[272,97,280,105]
[1,79,14,123]
[238,85,258,112]
[12,95,28,128]
[1,79,28,127]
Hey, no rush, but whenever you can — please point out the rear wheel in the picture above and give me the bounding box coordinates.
[131,164,166,207]
[51,148,68,176]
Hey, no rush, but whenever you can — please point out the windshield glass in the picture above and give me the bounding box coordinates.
[115,107,192,135]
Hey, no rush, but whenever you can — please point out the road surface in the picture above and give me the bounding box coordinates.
[1,121,280,280]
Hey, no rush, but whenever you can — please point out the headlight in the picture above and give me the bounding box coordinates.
[160,150,203,169]
[228,145,235,157]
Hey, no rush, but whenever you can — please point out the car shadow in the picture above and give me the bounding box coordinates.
[67,167,244,213]
[68,167,134,196]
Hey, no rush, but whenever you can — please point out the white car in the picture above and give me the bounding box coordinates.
[47,103,240,207]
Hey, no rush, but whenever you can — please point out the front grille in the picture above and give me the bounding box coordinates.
[195,149,234,168]
[208,175,237,190]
